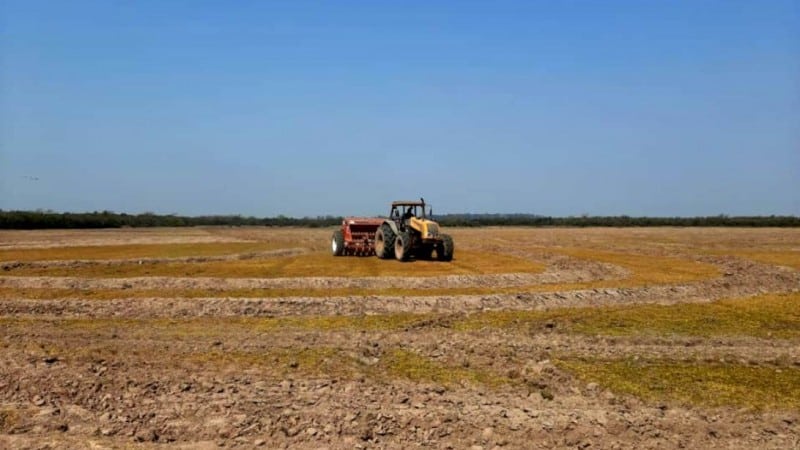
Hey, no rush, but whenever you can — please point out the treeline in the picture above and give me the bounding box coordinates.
[434,214,800,228]
[1,210,798,230]
[0,210,341,230]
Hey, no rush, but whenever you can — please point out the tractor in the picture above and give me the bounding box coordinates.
[330,198,454,262]
[374,198,454,261]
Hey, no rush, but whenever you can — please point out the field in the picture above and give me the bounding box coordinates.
[1,226,799,449]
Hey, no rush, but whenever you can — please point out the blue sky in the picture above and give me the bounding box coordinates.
[1,0,798,217]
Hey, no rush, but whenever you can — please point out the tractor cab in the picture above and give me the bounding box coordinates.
[373,198,452,261]
[389,199,432,232]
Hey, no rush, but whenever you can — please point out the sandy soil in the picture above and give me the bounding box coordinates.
[0,227,249,249]
[1,227,798,449]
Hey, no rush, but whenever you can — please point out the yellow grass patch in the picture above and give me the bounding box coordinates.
[0,242,292,262]
[551,248,719,286]
[0,250,545,278]
[187,347,358,378]
[378,348,510,388]
[2,329,512,389]
[0,407,22,432]
[0,314,434,339]
[6,293,797,341]
[453,292,800,339]
[557,358,800,410]
[710,250,800,270]
[191,347,512,388]
[0,247,720,301]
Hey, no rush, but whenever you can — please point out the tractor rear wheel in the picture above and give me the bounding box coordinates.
[331,230,345,256]
[437,234,454,262]
[395,231,412,261]
[375,223,396,259]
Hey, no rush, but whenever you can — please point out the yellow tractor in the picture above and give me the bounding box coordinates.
[374,198,454,262]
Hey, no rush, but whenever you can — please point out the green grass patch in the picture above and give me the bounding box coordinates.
[557,357,800,410]
[4,293,798,340]
[453,293,800,339]
[188,347,360,378]
[1,331,513,389]
[0,313,437,338]
[191,347,513,388]
[378,348,510,388]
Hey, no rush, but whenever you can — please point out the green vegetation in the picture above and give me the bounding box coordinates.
[557,358,800,410]
[439,214,800,228]
[0,314,435,338]
[2,209,799,230]
[4,292,798,410]
[188,347,358,378]
[0,210,341,229]
[454,293,800,339]
[4,293,797,340]
[6,335,512,389]
[378,349,510,388]
[188,347,513,388]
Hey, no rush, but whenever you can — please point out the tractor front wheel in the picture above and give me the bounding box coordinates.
[437,234,454,262]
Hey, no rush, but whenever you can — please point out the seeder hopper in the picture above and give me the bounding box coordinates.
[331,217,384,256]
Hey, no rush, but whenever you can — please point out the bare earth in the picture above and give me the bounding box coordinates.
[0,227,798,449]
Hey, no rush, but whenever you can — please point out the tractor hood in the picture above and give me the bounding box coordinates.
[409,217,440,239]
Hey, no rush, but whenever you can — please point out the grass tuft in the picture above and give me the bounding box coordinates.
[187,347,357,378]
[377,349,510,388]
[0,408,21,432]
[557,357,800,411]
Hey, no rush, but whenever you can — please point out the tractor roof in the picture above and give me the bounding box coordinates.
[391,200,425,207]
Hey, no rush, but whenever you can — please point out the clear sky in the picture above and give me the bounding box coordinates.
[1,1,798,217]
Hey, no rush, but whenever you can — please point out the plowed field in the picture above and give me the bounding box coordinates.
[1,227,798,449]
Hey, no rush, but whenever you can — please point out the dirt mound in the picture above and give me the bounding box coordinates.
[0,247,309,272]
[1,257,796,319]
